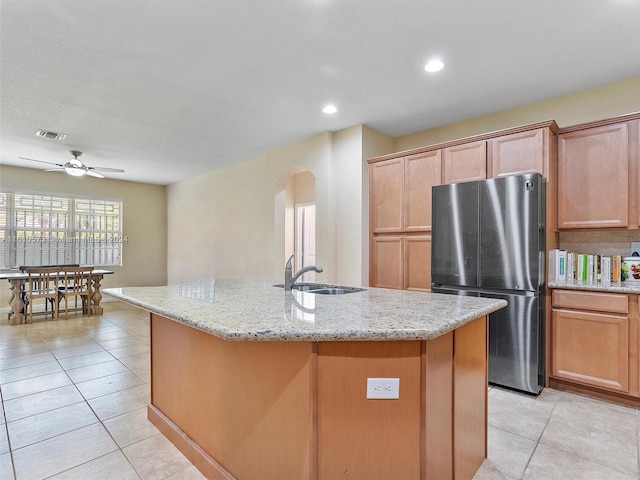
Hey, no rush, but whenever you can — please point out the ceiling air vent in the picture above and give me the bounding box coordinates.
[35,129,67,141]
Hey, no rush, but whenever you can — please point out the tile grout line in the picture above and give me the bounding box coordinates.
[0,386,18,480]
[49,317,147,480]
[1,314,149,479]
[515,391,562,479]
[535,390,640,479]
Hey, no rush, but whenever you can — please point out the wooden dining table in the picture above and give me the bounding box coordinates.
[0,269,114,325]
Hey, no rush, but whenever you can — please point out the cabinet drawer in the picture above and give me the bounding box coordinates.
[552,289,628,314]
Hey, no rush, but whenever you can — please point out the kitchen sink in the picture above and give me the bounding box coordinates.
[273,283,366,295]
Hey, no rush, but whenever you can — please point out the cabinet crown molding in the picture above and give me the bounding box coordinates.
[368,120,559,164]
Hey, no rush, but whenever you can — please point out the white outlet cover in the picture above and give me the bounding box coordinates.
[631,242,640,257]
[366,377,400,399]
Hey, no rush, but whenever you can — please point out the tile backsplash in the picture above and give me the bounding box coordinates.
[559,230,640,257]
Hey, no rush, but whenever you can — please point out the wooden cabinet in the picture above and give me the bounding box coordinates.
[557,121,633,229]
[370,151,441,234]
[369,151,439,290]
[405,151,441,231]
[489,128,548,177]
[370,158,404,233]
[371,236,403,289]
[404,235,431,292]
[443,141,486,184]
[551,290,631,394]
[371,235,431,291]
[369,121,558,292]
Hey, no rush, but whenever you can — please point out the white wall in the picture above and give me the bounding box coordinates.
[395,77,640,152]
[167,126,394,287]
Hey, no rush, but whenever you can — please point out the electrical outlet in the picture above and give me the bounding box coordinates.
[366,378,400,399]
[631,242,640,257]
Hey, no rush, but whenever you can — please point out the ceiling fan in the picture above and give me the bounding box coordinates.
[19,151,125,178]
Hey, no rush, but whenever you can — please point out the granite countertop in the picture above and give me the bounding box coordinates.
[103,279,506,342]
[548,281,640,294]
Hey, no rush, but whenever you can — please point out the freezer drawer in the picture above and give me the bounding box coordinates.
[483,291,543,395]
[432,286,544,395]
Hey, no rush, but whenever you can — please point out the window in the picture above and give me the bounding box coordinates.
[0,190,124,269]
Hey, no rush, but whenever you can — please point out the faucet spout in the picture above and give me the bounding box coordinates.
[284,255,323,290]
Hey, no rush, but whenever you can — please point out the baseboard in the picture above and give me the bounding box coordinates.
[147,404,236,480]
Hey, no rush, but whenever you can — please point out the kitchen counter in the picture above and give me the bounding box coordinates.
[103,278,506,341]
[549,281,640,294]
[104,279,506,480]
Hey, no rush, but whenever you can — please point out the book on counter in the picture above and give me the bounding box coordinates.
[549,249,566,283]
[577,253,588,285]
[551,251,623,286]
[566,252,575,284]
[602,256,611,286]
[612,255,621,283]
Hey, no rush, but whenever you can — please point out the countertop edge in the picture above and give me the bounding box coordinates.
[104,287,507,342]
[548,282,640,294]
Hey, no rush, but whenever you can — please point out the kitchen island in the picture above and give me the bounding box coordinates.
[104,279,506,480]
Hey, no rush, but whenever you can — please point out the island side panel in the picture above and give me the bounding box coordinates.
[453,316,488,480]
[150,314,314,480]
[423,332,454,480]
[316,341,422,480]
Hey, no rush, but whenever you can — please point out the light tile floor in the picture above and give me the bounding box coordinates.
[1,302,638,479]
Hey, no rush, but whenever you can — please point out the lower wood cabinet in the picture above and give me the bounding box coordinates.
[551,308,629,392]
[371,236,403,289]
[404,235,431,292]
[550,289,640,403]
[371,235,431,291]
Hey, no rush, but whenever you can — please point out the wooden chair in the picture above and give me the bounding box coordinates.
[24,267,60,323]
[58,266,94,319]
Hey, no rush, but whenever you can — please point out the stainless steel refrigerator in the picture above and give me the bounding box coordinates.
[431,173,545,395]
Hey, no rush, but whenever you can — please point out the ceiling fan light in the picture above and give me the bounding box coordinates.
[64,166,85,176]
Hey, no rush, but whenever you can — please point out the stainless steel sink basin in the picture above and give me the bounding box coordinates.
[273,283,366,295]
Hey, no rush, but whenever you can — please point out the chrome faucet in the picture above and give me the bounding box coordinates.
[284,255,323,290]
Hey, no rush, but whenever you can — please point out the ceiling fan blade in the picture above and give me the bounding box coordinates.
[44,168,65,172]
[85,169,105,178]
[19,157,64,167]
[89,166,125,173]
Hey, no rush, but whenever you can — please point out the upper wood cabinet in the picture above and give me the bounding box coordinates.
[370,158,404,233]
[443,141,486,184]
[370,151,441,234]
[557,121,631,229]
[489,128,548,177]
[404,151,441,232]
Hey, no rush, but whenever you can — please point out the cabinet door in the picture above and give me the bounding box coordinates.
[404,235,431,292]
[371,236,403,289]
[489,128,546,177]
[370,158,404,233]
[443,141,487,184]
[558,123,629,229]
[551,308,629,392]
[404,151,441,232]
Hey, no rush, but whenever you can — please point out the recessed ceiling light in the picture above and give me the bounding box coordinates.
[424,59,444,73]
[322,105,338,114]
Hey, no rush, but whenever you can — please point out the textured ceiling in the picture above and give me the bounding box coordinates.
[1,0,639,185]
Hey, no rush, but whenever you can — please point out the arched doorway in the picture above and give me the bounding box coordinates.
[274,168,316,278]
